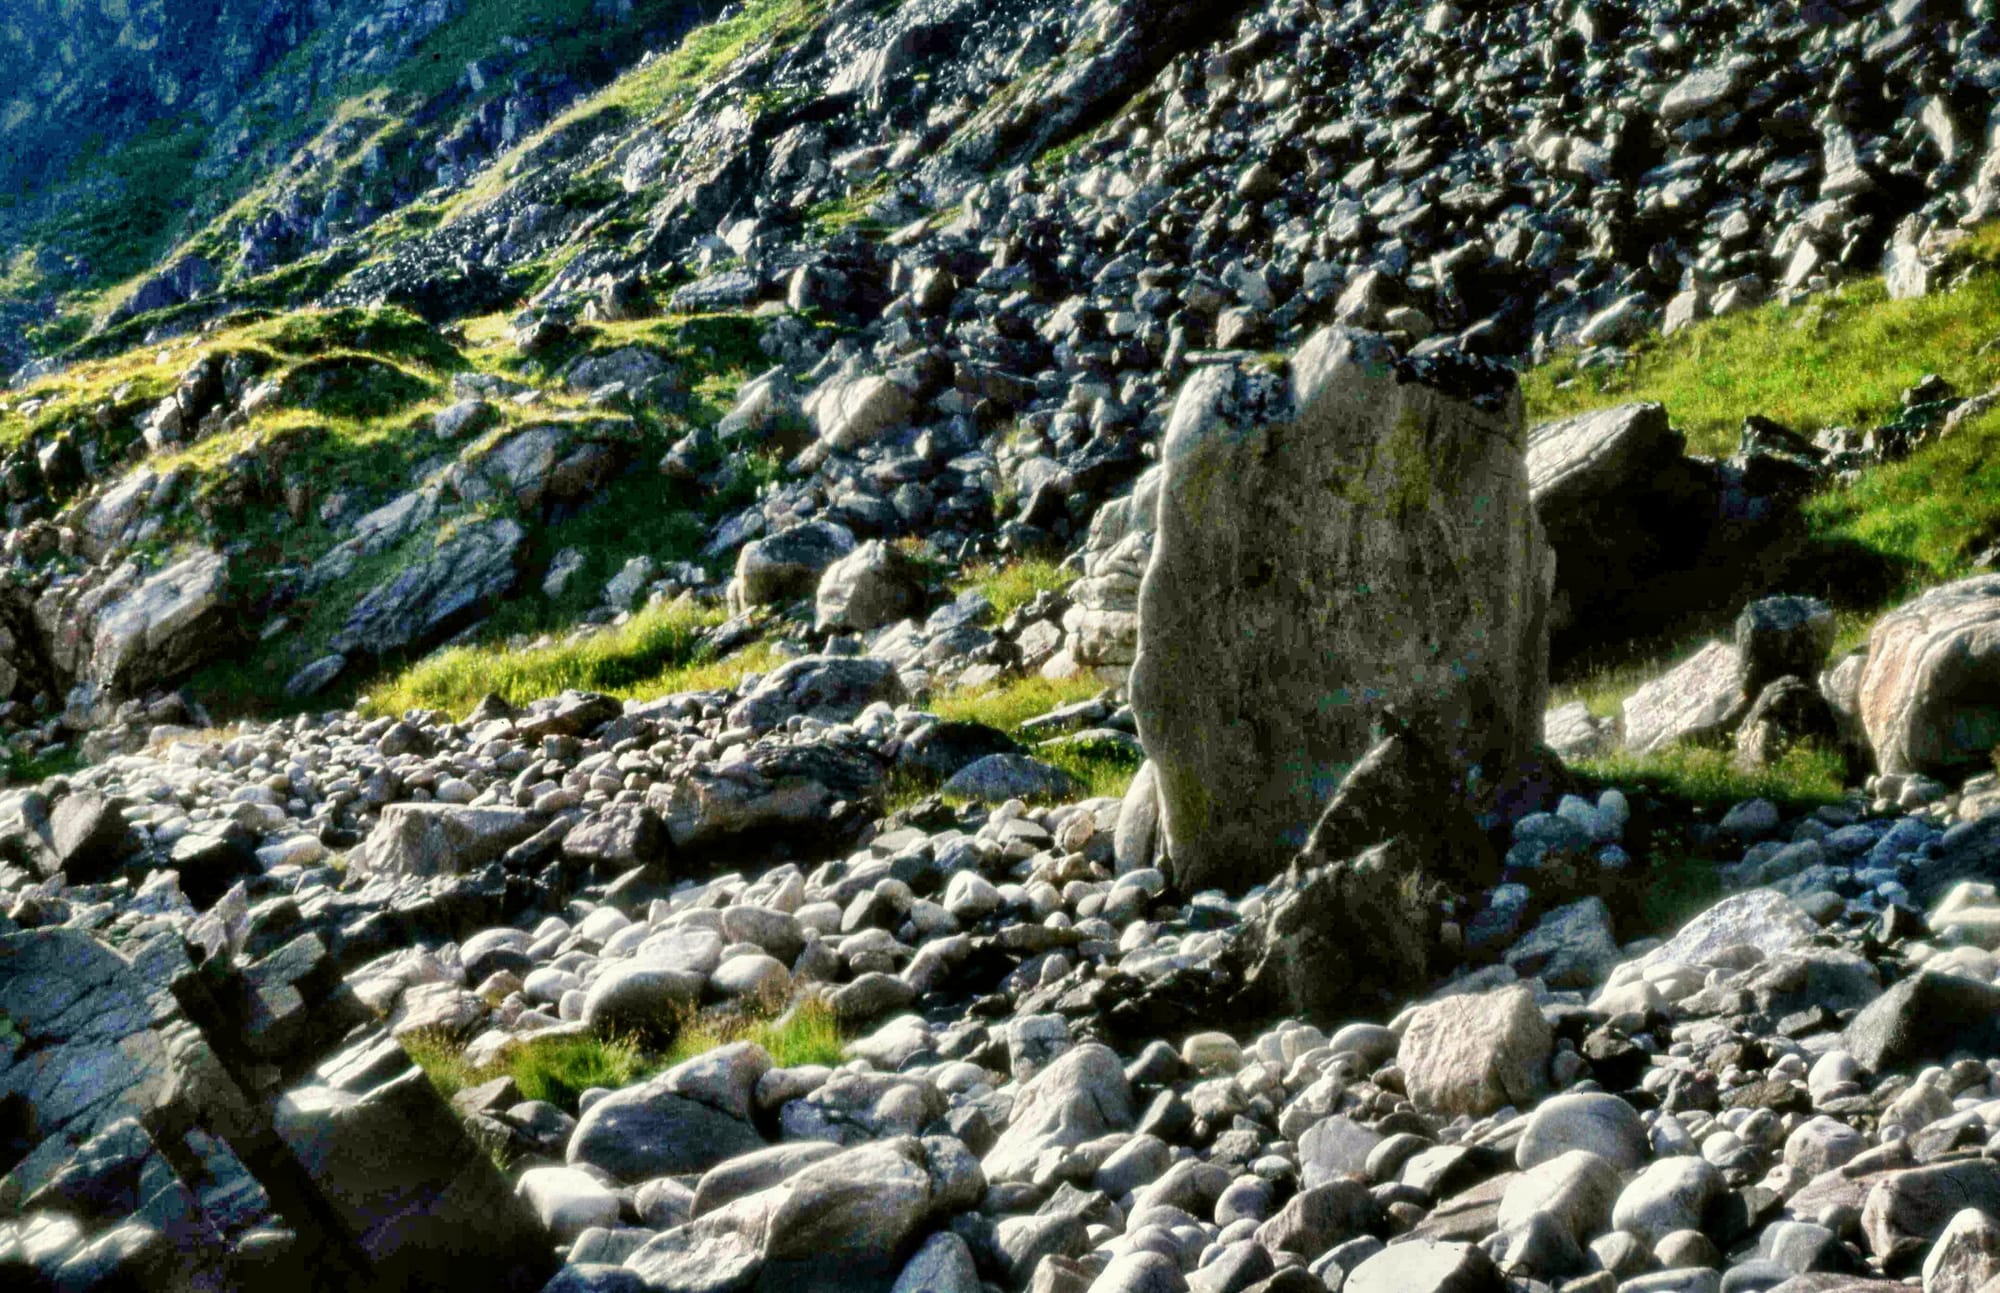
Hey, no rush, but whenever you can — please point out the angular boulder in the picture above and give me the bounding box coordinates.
[332,517,524,659]
[356,804,544,877]
[647,741,885,855]
[815,539,927,633]
[1621,640,1746,753]
[1234,729,1498,1018]
[727,655,905,731]
[732,521,855,609]
[88,548,232,694]
[808,373,916,453]
[1131,329,1552,892]
[1859,576,2000,776]
[983,1043,1133,1181]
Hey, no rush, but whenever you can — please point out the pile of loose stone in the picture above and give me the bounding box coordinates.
[13,658,2000,1293]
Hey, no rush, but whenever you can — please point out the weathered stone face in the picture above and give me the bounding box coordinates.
[1130,328,1553,893]
[1858,576,2000,777]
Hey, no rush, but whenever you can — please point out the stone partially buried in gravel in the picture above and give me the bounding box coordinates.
[1612,1156,1723,1246]
[1860,1158,2000,1269]
[517,1166,620,1241]
[898,721,1024,782]
[984,1042,1134,1181]
[1256,1179,1381,1257]
[941,753,1082,803]
[1497,1149,1623,1244]
[568,1083,765,1182]
[1346,1239,1503,1293]
[814,539,926,633]
[1398,984,1553,1118]
[761,1137,949,1284]
[1920,1207,2000,1293]
[726,655,905,731]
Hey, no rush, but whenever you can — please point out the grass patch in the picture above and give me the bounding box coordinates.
[1576,742,1848,810]
[364,597,746,717]
[1035,732,1144,802]
[665,996,844,1069]
[1521,248,2000,456]
[962,558,1071,621]
[402,1028,659,1110]
[1803,405,2000,593]
[932,673,1105,734]
[442,0,828,222]
[923,672,1139,802]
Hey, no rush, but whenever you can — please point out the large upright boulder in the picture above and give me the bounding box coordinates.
[88,549,233,694]
[1130,328,1553,892]
[1858,576,2000,776]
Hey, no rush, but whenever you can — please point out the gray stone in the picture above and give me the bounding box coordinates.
[1504,897,1620,989]
[1622,641,1746,754]
[516,1165,620,1241]
[1861,1160,2000,1268]
[733,522,856,609]
[727,655,905,731]
[648,741,886,854]
[580,964,702,1035]
[87,548,232,694]
[1842,968,2000,1074]
[567,1085,765,1182]
[692,1142,843,1218]
[808,373,917,453]
[333,517,524,658]
[1859,577,2000,777]
[1255,1178,1381,1258]
[1498,1149,1624,1244]
[1736,597,1836,700]
[984,1042,1134,1181]
[1399,985,1553,1119]
[893,1231,983,1293]
[1516,1093,1649,1171]
[356,804,543,876]
[815,540,926,633]
[1919,1206,2000,1293]
[942,754,1083,804]
[1346,1239,1503,1293]
[1612,1157,1723,1246]
[1130,328,1551,892]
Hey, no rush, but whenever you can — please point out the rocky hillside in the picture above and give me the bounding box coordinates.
[9,1,2000,1292]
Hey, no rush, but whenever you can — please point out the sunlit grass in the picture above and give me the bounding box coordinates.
[363,598,779,717]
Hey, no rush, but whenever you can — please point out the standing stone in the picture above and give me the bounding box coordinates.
[1130,329,1552,892]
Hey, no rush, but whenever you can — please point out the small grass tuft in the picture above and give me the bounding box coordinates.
[402,1027,662,1112]
[931,673,1105,734]
[365,598,764,717]
[961,558,1071,622]
[664,996,844,1068]
[510,1032,656,1107]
